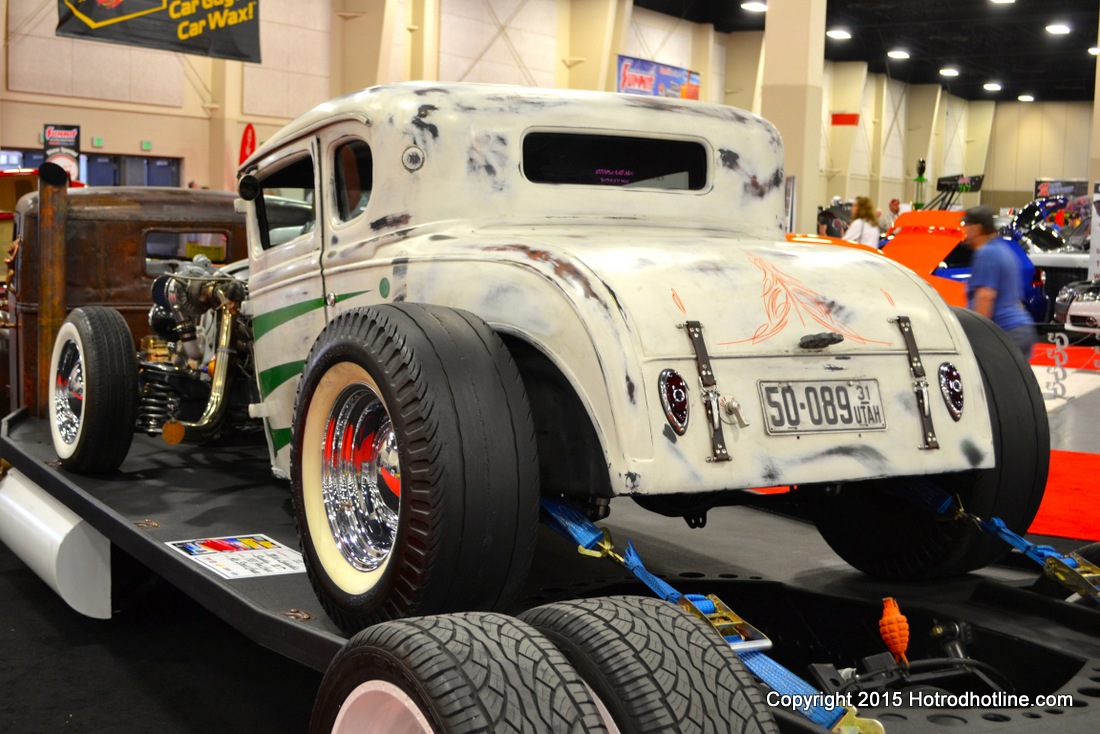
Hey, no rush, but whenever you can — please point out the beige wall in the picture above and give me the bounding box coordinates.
[1,0,1095,212]
[1,0,331,191]
[986,100,1093,206]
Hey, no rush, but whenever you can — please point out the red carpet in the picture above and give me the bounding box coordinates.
[1026,345,1100,539]
[1028,449,1100,541]
[1030,344,1100,371]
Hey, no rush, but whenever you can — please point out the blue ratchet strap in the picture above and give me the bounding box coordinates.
[893,483,1100,603]
[977,517,1064,566]
[539,500,883,734]
[541,498,605,551]
[978,517,1100,603]
[623,541,682,601]
[740,650,847,729]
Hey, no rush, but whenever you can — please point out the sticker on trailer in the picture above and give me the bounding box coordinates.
[166,534,306,579]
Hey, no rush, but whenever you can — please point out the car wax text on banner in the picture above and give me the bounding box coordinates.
[56,0,260,63]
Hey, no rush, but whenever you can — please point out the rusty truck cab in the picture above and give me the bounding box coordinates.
[3,186,250,415]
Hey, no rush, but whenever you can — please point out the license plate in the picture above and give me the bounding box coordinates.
[758,380,886,435]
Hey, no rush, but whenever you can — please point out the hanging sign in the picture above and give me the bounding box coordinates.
[56,0,261,63]
[43,124,81,183]
[617,55,700,99]
[1035,179,1089,199]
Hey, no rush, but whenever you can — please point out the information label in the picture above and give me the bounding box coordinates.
[166,534,305,579]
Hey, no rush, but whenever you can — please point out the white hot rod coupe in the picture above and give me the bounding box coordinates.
[50,83,1048,634]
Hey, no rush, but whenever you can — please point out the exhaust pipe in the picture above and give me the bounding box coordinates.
[0,465,111,618]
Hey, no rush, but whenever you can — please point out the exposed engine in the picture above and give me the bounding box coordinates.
[138,256,254,442]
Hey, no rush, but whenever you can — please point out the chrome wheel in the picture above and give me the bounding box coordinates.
[321,383,401,573]
[47,307,138,473]
[53,338,85,446]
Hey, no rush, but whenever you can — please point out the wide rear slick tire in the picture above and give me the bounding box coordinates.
[814,308,1049,578]
[291,304,539,634]
[48,306,138,473]
[520,596,779,734]
[310,613,609,734]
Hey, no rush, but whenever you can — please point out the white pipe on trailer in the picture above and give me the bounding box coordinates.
[0,468,111,619]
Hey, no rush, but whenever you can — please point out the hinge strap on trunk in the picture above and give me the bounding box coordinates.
[893,315,939,450]
[683,321,732,462]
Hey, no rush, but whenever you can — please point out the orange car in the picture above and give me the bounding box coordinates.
[879,210,967,307]
[790,211,975,308]
[793,210,1049,319]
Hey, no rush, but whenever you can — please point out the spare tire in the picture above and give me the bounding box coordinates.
[521,595,778,734]
[310,612,608,734]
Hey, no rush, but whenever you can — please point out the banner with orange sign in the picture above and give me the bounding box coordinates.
[616,55,700,99]
[56,0,260,62]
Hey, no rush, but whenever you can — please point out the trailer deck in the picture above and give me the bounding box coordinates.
[3,410,1100,733]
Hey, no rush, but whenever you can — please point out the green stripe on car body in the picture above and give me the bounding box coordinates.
[251,290,372,341]
[252,297,325,341]
[270,426,293,454]
[258,360,306,397]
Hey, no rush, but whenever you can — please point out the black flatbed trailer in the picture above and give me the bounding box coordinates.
[0,410,344,673]
[4,410,1100,733]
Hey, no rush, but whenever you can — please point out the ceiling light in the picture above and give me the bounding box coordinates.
[1018,94,1035,102]
[939,67,960,77]
[1046,23,1071,35]
[887,49,910,59]
[740,2,767,11]
[984,82,1002,91]
[990,0,1015,4]
[826,29,852,40]
[1090,47,1100,55]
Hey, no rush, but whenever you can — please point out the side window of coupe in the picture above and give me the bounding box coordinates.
[334,140,373,222]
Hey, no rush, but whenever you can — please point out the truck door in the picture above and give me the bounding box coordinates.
[316,122,380,321]
[243,137,328,475]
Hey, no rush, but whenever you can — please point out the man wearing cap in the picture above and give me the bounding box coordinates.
[878,198,901,232]
[961,205,1037,358]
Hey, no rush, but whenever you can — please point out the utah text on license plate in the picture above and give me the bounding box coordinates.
[758,380,886,435]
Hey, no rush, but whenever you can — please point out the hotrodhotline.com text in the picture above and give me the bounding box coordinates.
[767,691,1075,710]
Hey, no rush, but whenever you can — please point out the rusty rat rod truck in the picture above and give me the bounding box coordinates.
[3,86,1092,734]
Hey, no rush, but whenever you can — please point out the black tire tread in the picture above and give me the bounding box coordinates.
[291,304,539,633]
[521,596,778,734]
[309,612,608,734]
[56,307,138,473]
[814,308,1049,578]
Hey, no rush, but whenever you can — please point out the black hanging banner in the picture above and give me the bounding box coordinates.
[56,1,260,63]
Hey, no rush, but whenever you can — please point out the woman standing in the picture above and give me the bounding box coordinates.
[842,196,881,247]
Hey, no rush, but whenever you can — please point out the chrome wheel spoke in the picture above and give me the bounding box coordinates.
[53,340,84,445]
[321,383,401,572]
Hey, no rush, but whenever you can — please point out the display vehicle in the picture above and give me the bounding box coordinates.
[42,83,1048,631]
[4,85,1084,734]
[1054,277,1100,336]
[1011,195,1091,321]
[879,210,1050,323]
[3,184,266,416]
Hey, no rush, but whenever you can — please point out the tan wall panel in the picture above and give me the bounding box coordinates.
[986,101,1091,204]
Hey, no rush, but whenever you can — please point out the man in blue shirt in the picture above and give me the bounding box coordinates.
[962,205,1037,358]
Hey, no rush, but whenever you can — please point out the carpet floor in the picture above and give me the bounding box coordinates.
[1028,449,1100,541]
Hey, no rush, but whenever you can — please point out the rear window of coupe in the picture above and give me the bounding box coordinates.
[523,132,707,190]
